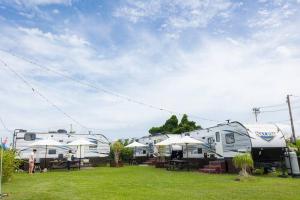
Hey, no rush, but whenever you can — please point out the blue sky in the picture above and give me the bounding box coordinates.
[0,0,300,142]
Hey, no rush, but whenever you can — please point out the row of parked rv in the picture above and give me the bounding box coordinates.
[136,121,292,169]
[13,121,294,172]
[13,130,110,162]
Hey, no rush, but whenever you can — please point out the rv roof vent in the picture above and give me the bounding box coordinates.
[57,129,67,133]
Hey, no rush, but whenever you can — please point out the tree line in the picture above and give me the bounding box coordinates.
[149,114,201,135]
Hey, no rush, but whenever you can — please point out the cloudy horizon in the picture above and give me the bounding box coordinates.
[0,0,300,142]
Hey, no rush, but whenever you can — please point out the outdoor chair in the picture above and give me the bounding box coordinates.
[34,162,41,173]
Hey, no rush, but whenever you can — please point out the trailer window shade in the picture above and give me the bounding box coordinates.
[225,133,235,144]
[24,133,36,141]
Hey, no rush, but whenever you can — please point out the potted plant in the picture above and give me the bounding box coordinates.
[233,153,254,177]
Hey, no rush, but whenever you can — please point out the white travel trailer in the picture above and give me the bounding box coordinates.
[188,121,288,167]
[13,129,110,163]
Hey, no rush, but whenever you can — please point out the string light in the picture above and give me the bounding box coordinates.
[0,59,90,131]
[0,49,221,123]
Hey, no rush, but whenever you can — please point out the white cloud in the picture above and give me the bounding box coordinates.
[7,0,72,6]
[1,21,300,140]
[52,9,59,14]
[114,0,236,32]
[114,0,161,23]
[249,0,299,29]
[1,1,300,141]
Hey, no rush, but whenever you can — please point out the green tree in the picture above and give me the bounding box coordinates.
[233,153,254,177]
[148,114,201,135]
[149,126,163,135]
[111,141,124,167]
[162,115,178,132]
[0,149,22,182]
[120,139,134,162]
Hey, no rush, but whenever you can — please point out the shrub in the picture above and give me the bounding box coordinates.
[120,147,133,163]
[0,149,21,182]
[111,141,124,167]
[233,153,254,177]
[288,139,300,156]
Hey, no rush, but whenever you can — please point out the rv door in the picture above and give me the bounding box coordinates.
[215,132,223,156]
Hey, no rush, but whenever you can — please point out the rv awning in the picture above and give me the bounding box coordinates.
[29,139,63,147]
[67,138,94,146]
[172,136,203,145]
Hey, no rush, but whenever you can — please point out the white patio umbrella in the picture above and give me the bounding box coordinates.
[155,138,173,146]
[155,137,182,157]
[172,136,203,159]
[155,136,181,146]
[29,139,63,170]
[67,138,94,169]
[125,141,147,158]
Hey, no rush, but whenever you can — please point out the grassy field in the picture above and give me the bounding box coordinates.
[3,166,300,200]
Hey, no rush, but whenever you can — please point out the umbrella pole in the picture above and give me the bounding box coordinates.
[79,145,81,170]
[44,145,47,170]
[186,143,189,171]
[186,144,188,159]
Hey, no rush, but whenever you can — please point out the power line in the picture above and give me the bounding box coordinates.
[260,105,300,113]
[257,98,300,111]
[0,59,90,131]
[0,49,221,123]
[267,119,290,124]
[258,103,286,109]
[260,108,288,113]
[0,117,11,132]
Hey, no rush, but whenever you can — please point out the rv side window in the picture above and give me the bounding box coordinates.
[215,132,220,142]
[197,148,202,154]
[208,137,214,144]
[24,133,36,141]
[48,149,56,154]
[225,133,235,144]
[142,150,146,154]
[89,140,98,150]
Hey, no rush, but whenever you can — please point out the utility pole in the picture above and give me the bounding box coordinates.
[287,95,296,144]
[252,107,260,122]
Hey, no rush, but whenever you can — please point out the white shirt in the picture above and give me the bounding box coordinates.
[66,152,72,161]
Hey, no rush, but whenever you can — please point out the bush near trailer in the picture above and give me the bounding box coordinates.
[110,139,134,164]
[288,139,300,156]
[110,141,124,167]
[233,153,254,177]
[0,149,22,182]
[120,146,133,163]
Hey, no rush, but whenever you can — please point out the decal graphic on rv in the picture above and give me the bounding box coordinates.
[255,131,276,142]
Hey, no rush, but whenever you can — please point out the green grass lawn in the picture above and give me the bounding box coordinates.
[3,166,300,200]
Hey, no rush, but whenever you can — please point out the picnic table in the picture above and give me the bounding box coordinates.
[167,159,190,171]
[129,158,138,165]
[49,160,79,170]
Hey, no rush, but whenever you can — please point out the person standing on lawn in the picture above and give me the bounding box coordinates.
[66,150,73,171]
[29,149,36,174]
